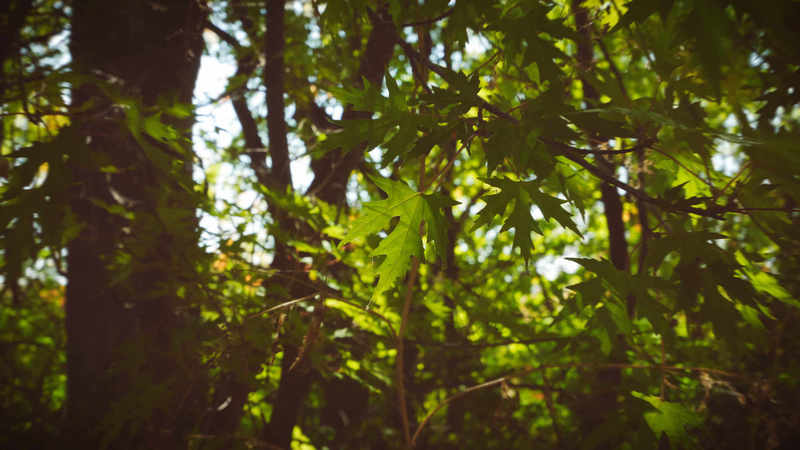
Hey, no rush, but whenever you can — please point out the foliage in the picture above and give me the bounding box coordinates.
[2,0,800,449]
[341,175,453,302]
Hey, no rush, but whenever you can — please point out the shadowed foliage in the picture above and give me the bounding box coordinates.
[2,1,800,449]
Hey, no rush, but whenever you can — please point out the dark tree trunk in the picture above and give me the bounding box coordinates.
[306,6,397,206]
[571,1,630,448]
[212,3,397,446]
[65,1,207,448]
[260,4,397,448]
[0,1,34,257]
[0,0,33,103]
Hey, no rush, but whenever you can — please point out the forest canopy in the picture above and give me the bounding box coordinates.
[2,0,800,449]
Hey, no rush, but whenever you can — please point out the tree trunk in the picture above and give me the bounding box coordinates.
[65,1,207,448]
[261,4,397,448]
[571,1,630,448]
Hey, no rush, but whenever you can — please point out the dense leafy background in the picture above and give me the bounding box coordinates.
[2,0,800,449]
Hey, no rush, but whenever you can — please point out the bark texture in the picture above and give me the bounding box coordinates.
[66,1,207,448]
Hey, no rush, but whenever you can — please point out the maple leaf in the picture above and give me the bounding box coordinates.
[474,177,582,265]
[342,176,451,301]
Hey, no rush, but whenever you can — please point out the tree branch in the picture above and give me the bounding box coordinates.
[204,20,239,49]
[409,334,582,348]
[265,0,291,189]
[306,6,397,204]
[205,20,271,185]
[595,33,630,103]
[411,362,745,445]
[553,147,727,218]
[397,28,745,220]
[401,7,455,27]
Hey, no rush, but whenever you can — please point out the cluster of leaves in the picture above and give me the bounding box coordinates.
[2,0,800,449]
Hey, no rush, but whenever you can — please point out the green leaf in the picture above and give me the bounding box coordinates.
[735,251,800,309]
[475,178,581,265]
[526,186,582,237]
[605,297,633,335]
[382,115,418,164]
[143,113,178,142]
[568,258,630,297]
[566,110,638,139]
[568,277,605,309]
[425,298,452,318]
[384,72,405,111]
[632,391,703,446]
[612,0,672,32]
[317,117,393,156]
[327,78,385,111]
[341,176,450,301]
[473,178,536,264]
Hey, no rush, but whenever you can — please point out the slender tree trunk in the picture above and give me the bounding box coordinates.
[213,3,397,446]
[0,0,32,102]
[260,4,397,448]
[571,1,630,448]
[0,0,34,303]
[306,6,397,205]
[65,1,207,448]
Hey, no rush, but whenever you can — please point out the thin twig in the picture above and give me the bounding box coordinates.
[412,375,509,445]
[660,337,666,399]
[636,140,651,286]
[565,143,650,155]
[244,294,319,321]
[595,34,630,103]
[399,28,766,222]
[541,370,564,448]
[325,297,398,340]
[425,133,474,192]
[396,256,420,448]
[411,361,745,444]
[650,145,715,190]
[717,161,750,200]
[409,334,581,348]
[730,207,800,213]
[264,272,400,338]
[401,7,455,27]
[552,144,727,218]
[471,50,502,77]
